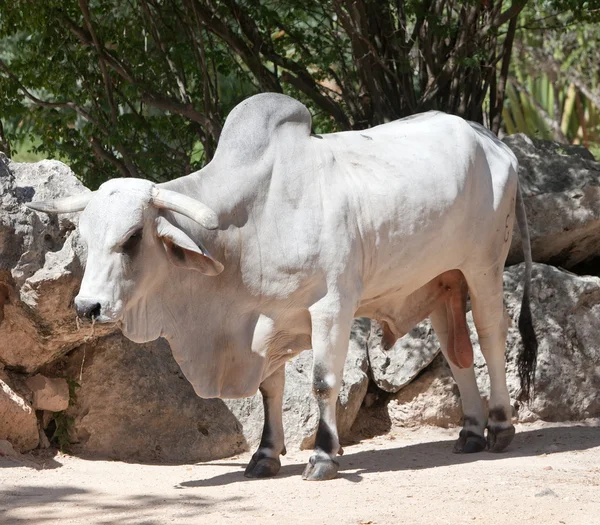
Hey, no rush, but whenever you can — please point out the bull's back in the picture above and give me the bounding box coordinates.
[313,112,517,296]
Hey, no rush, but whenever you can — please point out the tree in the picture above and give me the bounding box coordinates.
[503,0,600,150]
[1,1,531,186]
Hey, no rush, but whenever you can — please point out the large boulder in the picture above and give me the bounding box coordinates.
[386,353,463,428]
[226,317,371,449]
[504,134,600,270]
[368,319,440,393]
[0,370,39,452]
[0,156,86,285]
[384,263,600,427]
[25,374,69,412]
[505,263,600,421]
[0,156,114,373]
[44,334,247,462]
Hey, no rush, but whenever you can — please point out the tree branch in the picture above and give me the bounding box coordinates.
[0,58,101,127]
[140,0,191,104]
[0,119,10,157]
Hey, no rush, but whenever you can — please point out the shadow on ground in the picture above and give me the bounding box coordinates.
[178,424,600,487]
[0,485,248,524]
[0,454,63,471]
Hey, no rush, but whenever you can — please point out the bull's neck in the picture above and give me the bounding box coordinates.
[123,262,233,347]
[158,156,272,230]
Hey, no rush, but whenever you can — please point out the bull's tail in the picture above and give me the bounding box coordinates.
[515,183,538,400]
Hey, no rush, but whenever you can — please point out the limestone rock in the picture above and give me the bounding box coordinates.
[368,319,440,393]
[0,157,87,284]
[0,371,39,452]
[226,317,371,450]
[0,439,18,457]
[504,134,600,270]
[505,264,600,421]
[387,353,463,428]
[46,334,246,462]
[0,156,114,373]
[25,374,69,412]
[385,263,600,426]
[336,317,371,439]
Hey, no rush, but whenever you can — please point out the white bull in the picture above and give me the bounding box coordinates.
[28,93,537,480]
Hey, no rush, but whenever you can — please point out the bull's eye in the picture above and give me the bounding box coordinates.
[122,230,142,253]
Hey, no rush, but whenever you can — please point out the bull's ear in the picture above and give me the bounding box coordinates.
[155,216,223,276]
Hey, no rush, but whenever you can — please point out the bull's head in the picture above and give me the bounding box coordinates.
[27,178,223,330]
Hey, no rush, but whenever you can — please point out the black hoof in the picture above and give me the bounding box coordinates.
[301,455,339,481]
[487,425,515,452]
[244,454,281,478]
[453,429,486,454]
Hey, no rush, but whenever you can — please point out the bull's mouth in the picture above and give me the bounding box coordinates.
[75,314,119,327]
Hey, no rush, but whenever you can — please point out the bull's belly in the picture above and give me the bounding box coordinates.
[356,269,466,342]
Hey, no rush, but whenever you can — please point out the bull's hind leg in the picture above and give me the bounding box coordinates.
[244,365,286,478]
[302,297,354,481]
[430,304,487,453]
[464,266,515,452]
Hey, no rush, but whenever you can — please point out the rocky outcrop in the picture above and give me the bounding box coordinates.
[0,155,114,373]
[44,335,247,463]
[336,317,371,439]
[226,318,371,449]
[0,370,38,452]
[384,263,600,427]
[504,134,600,270]
[508,264,600,421]
[368,319,439,393]
[386,353,463,428]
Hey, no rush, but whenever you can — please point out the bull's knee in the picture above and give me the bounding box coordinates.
[312,366,335,400]
[311,373,338,456]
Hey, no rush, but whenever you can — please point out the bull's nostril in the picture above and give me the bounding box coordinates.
[89,303,101,319]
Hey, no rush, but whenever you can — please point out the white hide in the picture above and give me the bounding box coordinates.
[62,94,517,400]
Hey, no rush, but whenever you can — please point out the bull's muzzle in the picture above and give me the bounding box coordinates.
[75,298,102,320]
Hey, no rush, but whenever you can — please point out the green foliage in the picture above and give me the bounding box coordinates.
[2,0,593,187]
[51,411,76,453]
[12,136,46,163]
[503,1,600,149]
[0,0,256,187]
[49,379,80,453]
[66,378,81,406]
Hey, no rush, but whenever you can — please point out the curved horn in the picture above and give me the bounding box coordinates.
[151,187,218,230]
[26,192,93,214]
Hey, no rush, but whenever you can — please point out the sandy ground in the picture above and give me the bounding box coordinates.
[1,420,599,525]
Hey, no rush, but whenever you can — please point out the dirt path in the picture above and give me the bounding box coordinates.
[1,420,599,525]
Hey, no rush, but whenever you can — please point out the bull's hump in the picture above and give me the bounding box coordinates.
[214,93,312,164]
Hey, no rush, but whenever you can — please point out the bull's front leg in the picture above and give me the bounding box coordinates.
[244,365,287,478]
[302,297,353,481]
